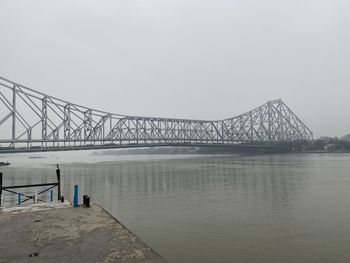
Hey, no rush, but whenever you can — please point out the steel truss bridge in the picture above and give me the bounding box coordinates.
[0,76,313,153]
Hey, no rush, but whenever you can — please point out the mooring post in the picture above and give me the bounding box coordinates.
[83,195,87,206]
[85,196,90,207]
[73,185,78,208]
[50,190,53,202]
[18,193,21,207]
[34,191,38,203]
[56,164,61,201]
[0,172,2,207]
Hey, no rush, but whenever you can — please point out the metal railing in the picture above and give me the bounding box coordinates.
[0,165,62,207]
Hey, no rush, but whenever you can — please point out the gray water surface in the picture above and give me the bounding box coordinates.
[1,153,350,262]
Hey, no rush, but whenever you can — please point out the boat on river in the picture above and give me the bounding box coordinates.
[0,161,10,166]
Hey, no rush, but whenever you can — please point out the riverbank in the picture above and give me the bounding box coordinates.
[0,202,166,263]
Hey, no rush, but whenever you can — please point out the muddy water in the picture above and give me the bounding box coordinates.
[1,152,350,262]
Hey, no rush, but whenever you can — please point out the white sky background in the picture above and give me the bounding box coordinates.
[1,0,350,138]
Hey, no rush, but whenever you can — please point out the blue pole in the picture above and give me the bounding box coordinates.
[73,185,78,208]
[18,193,21,207]
[50,190,53,202]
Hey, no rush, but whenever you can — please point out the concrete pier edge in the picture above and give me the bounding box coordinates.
[0,202,167,263]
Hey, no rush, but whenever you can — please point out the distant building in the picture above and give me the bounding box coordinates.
[341,134,350,142]
[324,143,336,150]
[319,136,332,142]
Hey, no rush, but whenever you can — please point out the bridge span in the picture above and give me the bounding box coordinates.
[0,76,313,153]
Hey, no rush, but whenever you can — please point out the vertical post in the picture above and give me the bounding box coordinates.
[50,190,53,202]
[250,111,253,140]
[267,101,271,141]
[110,116,112,143]
[279,100,285,141]
[0,172,3,207]
[42,96,48,148]
[12,85,16,148]
[64,104,71,145]
[18,193,21,207]
[84,109,92,143]
[34,191,38,203]
[73,185,78,208]
[56,165,61,201]
[27,129,32,149]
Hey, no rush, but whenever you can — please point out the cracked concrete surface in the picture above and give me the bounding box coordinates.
[0,204,166,263]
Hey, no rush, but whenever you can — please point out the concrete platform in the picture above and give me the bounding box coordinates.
[0,203,166,263]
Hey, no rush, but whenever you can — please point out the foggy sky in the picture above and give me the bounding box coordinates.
[1,0,350,137]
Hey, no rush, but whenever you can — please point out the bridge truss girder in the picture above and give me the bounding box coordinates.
[0,76,313,151]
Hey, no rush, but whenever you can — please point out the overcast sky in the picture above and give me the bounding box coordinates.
[1,0,350,137]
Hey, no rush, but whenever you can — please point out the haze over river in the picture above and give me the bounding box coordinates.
[1,152,350,263]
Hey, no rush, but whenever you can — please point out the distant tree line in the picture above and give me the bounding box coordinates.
[278,138,350,152]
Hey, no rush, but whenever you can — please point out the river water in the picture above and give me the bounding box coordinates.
[1,152,350,263]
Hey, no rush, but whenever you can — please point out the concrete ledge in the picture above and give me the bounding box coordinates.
[0,203,166,263]
[0,201,71,214]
